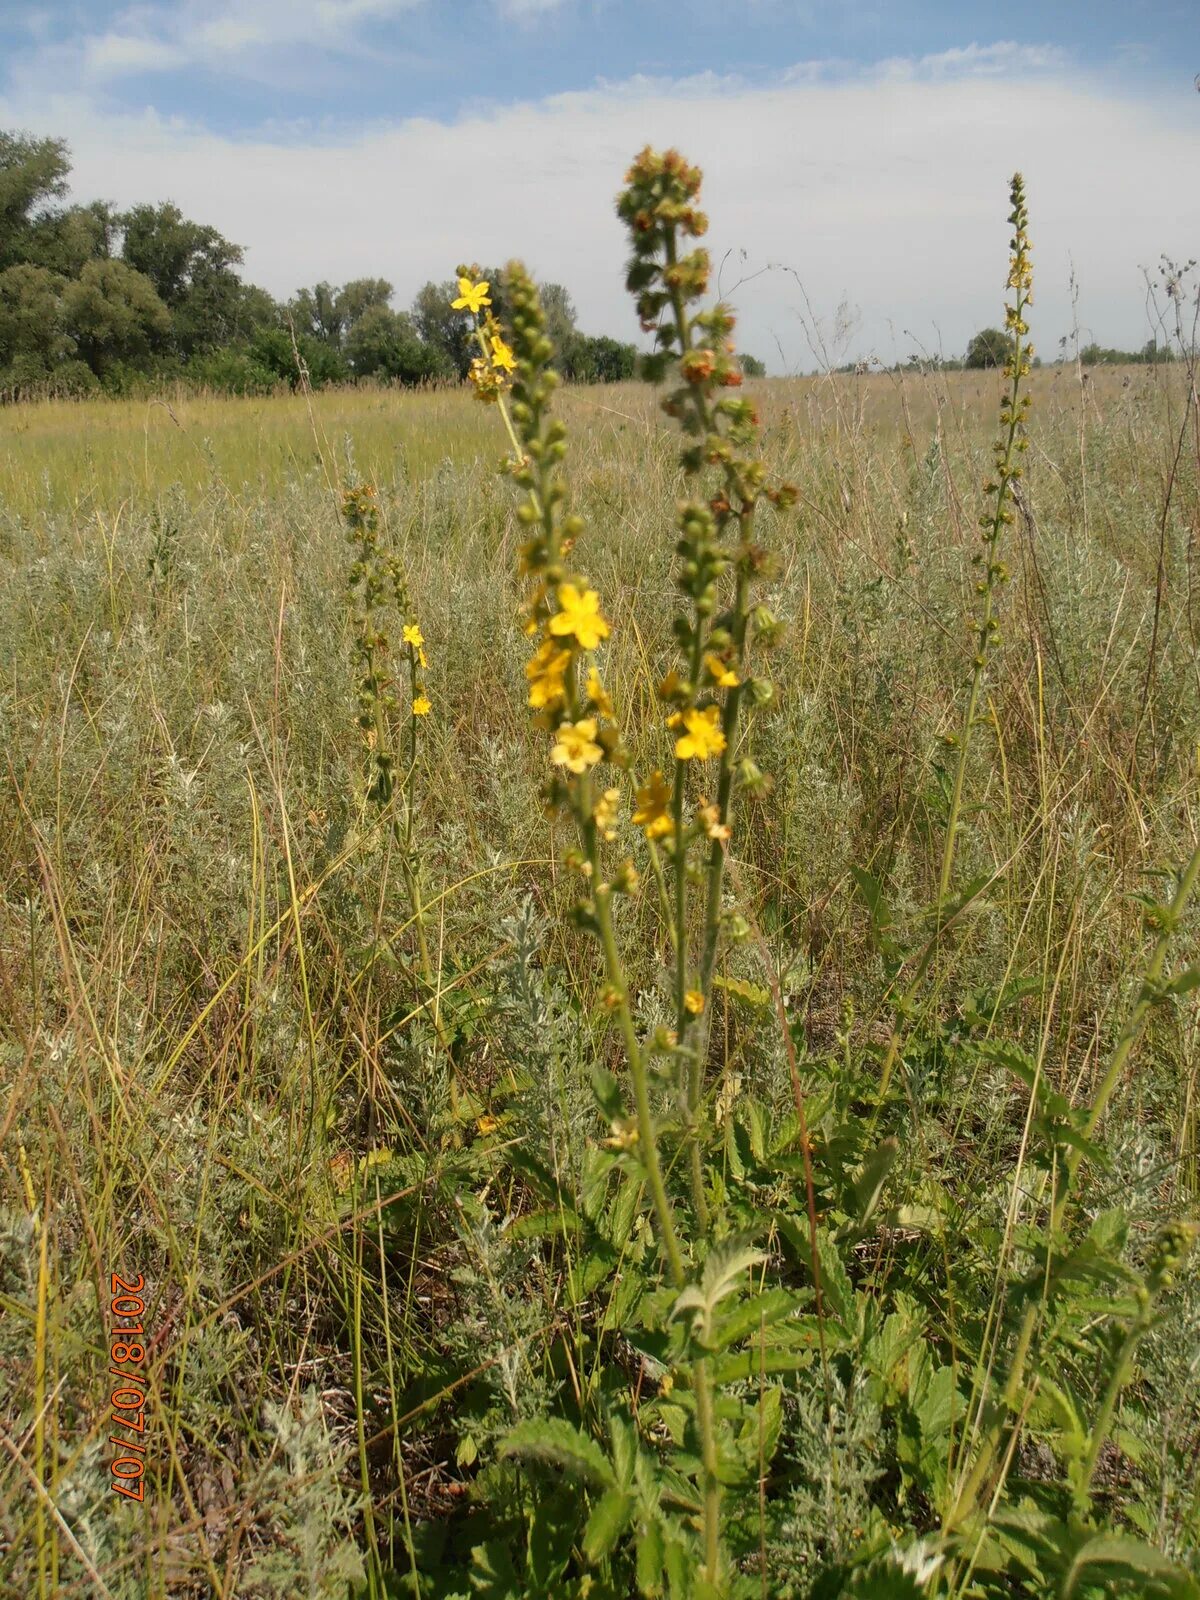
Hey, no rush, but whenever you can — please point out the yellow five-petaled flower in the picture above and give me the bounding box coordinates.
[632,769,673,839]
[451,276,491,314]
[403,623,429,667]
[673,705,726,761]
[551,719,603,774]
[549,584,611,652]
[413,695,432,716]
[490,334,516,373]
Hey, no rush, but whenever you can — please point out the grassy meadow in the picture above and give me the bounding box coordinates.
[1,353,1198,1597]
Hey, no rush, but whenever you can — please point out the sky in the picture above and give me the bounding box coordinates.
[1,1,1198,370]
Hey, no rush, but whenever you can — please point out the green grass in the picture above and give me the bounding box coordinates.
[0,362,1197,1597]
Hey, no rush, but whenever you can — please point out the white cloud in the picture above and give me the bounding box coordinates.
[1,57,1195,369]
[82,32,186,75]
[496,0,570,17]
[63,0,428,79]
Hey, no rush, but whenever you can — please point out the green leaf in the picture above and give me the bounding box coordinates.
[815,1228,856,1329]
[1061,1532,1200,1598]
[591,1065,626,1123]
[635,1514,665,1597]
[712,973,771,1008]
[851,866,900,958]
[709,1285,807,1352]
[500,1417,615,1490]
[848,1137,899,1228]
[671,1235,766,1345]
[528,1497,575,1589]
[583,1488,634,1562]
[505,1205,582,1242]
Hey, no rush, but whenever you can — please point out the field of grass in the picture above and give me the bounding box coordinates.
[1,350,1198,1597]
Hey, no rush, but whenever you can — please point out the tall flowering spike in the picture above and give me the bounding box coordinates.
[616,149,794,808]
[500,260,624,806]
[933,173,1035,914]
[615,145,798,1075]
[449,267,514,403]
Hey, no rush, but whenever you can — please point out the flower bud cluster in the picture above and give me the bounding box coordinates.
[617,148,794,817]
[502,261,627,832]
[967,173,1035,676]
[342,483,430,803]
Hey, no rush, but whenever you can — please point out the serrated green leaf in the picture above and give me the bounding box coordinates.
[500,1417,615,1489]
[1061,1532,1200,1598]
[709,1285,806,1352]
[848,1136,899,1228]
[712,973,771,1008]
[672,1236,766,1345]
[815,1228,856,1328]
[583,1488,635,1562]
[636,1514,665,1596]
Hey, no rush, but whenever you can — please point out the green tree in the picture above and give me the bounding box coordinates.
[336,278,394,333]
[248,325,348,387]
[539,280,578,353]
[288,282,344,347]
[965,327,1009,369]
[0,130,71,270]
[345,304,447,383]
[562,332,637,383]
[23,200,117,277]
[0,263,92,392]
[740,353,766,377]
[410,278,475,377]
[121,201,246,356]
[62,259,170,378]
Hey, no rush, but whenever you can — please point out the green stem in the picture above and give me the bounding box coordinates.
[878,285,1030,1104]
[1075,1319,1146,1516]
[592,885,685,1287]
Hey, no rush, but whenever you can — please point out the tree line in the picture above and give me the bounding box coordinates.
[839,327,1182,375]
[0,129,652,399]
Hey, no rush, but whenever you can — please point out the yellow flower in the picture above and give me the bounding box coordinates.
[684,989,705,1016]
[476,1114,500,1136]
[551,719,603,774]
[593,786,620,840]
[674,705,726,761]
[413,695,432,716]
[490,334,516,373]
[587,668,614,717]
[548,583,611,651]
[403,623,424,649]
[704,652,739,688]
[525,638,571,710]
[632,769,673,840]
[451,276,491,313]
